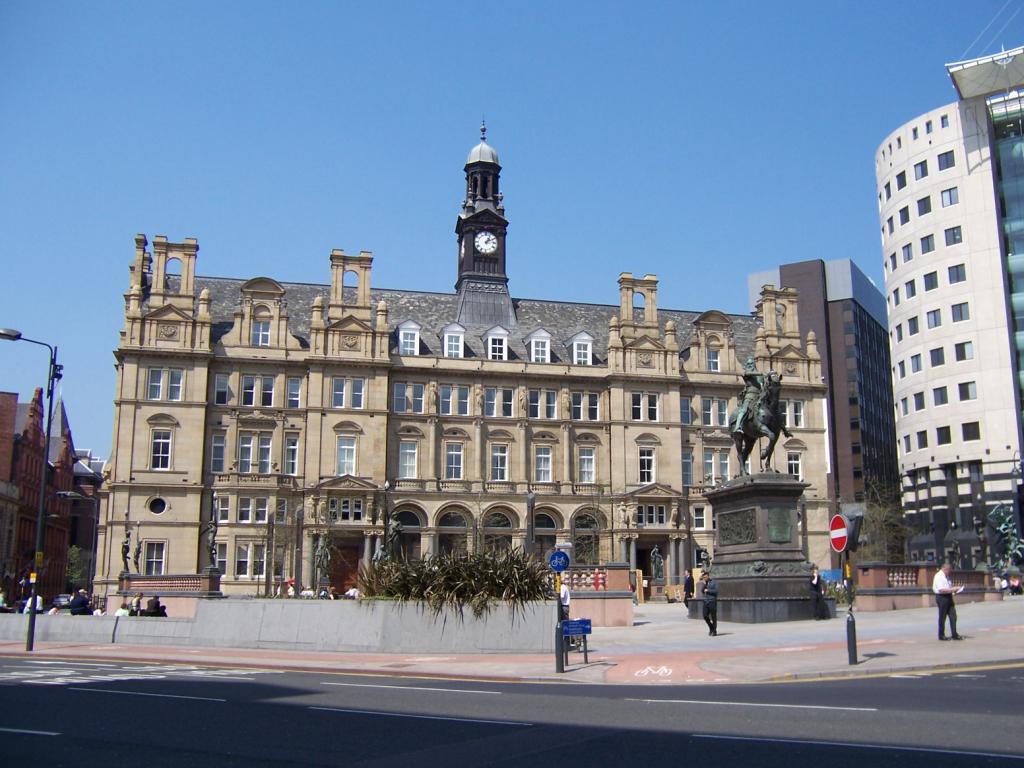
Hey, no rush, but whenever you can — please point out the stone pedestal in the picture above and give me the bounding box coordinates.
[693,473,814,623]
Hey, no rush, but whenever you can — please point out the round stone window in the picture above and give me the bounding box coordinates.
[148,497,167,515]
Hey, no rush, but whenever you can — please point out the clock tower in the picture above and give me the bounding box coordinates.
[453,123,516,328]
[455,122,509,292]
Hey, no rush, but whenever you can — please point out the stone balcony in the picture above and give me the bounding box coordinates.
[213,473,298,489]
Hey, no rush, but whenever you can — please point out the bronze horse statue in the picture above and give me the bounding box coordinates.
[729,369,791,474]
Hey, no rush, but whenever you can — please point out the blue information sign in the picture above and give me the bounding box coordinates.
[548,550,570,573]
[561,619,592,636]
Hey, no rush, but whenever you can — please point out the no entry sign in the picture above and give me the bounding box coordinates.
[829,514,849,553]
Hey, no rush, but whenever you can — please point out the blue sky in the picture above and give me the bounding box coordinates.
[1,1,1021,458]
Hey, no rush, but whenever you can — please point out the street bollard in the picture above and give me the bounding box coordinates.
[846,607,858,665]
[555,620,564,673]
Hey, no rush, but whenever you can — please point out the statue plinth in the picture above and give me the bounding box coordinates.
[694,473,815,622]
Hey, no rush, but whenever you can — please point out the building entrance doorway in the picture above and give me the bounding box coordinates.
[330,543,361,592]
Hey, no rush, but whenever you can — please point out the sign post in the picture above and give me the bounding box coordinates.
[829,513,858,666]
[829,514,849,554]
[549,549,570,673]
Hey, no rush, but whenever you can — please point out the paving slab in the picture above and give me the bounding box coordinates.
[0,598,1020,685]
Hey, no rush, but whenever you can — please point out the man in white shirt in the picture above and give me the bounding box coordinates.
[558,578,571,622]
[932,563,963,641]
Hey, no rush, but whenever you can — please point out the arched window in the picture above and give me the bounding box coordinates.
[533,512,557,559]
[438,510,468,556]
[573,513,600,565]
[393,508,422,561]
[482,510,514,553]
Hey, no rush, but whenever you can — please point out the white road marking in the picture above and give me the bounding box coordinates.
[309,706,530,726]
[692,733,1024,761]
[633,666,672,677]
[0,726,60,736]
[67,687,226,702]
[628,698,876,712]
[888,674,926,679]
[953,674,985,678]
[321,682,500,695]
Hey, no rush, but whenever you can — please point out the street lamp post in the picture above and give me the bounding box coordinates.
[525,490,536,556]
[1,328,62,652]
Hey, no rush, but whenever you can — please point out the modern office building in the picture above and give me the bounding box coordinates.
[748,260,899,514]
[875,46,1024,565]
[93,129,832,604]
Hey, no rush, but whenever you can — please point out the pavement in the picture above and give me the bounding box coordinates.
[0,598,1021,685]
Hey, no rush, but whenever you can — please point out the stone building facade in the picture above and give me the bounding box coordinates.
[94,132,831,600]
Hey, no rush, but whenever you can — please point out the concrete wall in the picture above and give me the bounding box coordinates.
[0,599,555,654]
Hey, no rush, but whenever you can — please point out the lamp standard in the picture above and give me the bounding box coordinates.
[525,490,536,556]
[0,328,62,651]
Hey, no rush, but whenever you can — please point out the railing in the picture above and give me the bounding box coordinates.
[554,564,632,592]
[438,480,472,492]
[214,473,297,489]
[393,479,427,491]
[118,572,221,595]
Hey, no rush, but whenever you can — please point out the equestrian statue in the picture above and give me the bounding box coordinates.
[728,357,791,474]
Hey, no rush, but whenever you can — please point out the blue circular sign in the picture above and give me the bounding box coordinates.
[548,550,570,573]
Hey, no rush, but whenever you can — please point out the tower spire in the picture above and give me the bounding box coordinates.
[480,119,487,143]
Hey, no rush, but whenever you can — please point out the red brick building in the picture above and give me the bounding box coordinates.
[5,389,75,604]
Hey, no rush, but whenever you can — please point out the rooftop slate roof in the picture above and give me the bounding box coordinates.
[171,275,761,365]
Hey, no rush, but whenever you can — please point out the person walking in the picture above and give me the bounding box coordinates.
[933,562,963,640]
[683,569,694,608]
[701,571,718,636]
[810,566,829,620]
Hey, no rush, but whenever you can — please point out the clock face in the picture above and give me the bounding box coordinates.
[474,231,498,254]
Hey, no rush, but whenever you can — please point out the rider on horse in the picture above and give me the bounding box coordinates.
[730,357,764,435]
[729,357,792,473]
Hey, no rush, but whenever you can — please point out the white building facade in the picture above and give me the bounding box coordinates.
[876,47,1024,564]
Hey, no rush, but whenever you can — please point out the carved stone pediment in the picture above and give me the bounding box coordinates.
[703,429,733,443]
[327,315,373,334]
[144,304,193,323]
[625,482,679,499]
[624,334,665,351]
[237,414,278,429]
[315,474,379,492]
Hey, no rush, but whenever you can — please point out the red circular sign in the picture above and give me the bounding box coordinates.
[829,514,849,553]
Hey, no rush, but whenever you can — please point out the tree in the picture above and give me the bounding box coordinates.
[858,479,908,563]
[65,545,87,590]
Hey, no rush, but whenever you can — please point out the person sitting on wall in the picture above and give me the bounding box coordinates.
[69,589,92,616]
[145,595,167,617]
[1009,574,1023,596]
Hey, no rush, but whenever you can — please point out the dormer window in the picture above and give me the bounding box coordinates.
[525,329,552,363]
[485,326,509,361]
[490,337,506,360]
[441,322,465,359]
[569,332,594,366]
[532,339,549,363]
[398,321,421,356]
[251,319,270,347]
[707,348,720,372]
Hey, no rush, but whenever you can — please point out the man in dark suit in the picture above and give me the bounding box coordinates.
[683,570,695,608]
[69,590,91,615]
[701,571,718,636]
[145,595,167,617]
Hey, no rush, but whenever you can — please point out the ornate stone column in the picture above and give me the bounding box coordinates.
[303,532,316,589]
[361,531,374,568]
